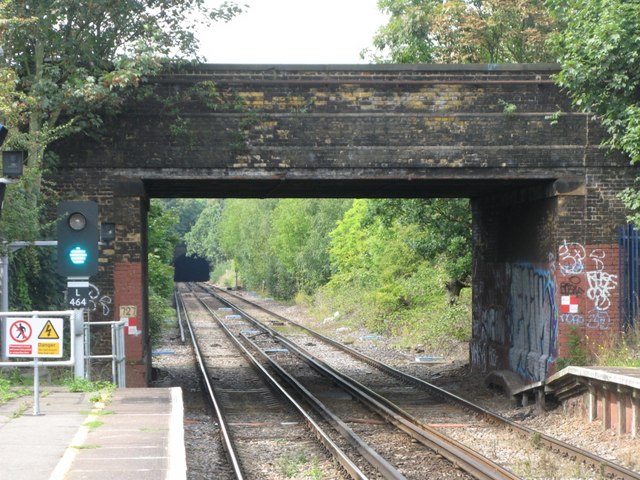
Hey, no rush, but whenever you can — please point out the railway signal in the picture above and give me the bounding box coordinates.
[56,200,99,277]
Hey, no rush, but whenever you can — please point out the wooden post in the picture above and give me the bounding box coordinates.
[588,381,597,422]
[617,386,627,436]
[602,385,611,431]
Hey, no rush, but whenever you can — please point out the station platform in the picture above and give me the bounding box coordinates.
[0,387,186,480]
[508,366,640,437]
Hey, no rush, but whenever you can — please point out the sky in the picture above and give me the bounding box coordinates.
[199,0,389,64]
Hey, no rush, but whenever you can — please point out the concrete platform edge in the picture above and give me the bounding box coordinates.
[168,387,187,480]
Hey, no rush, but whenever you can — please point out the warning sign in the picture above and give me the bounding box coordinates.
[9,320,32,343]
[38,320,60,340]
[37,343,61,356]
[4,318,64,358]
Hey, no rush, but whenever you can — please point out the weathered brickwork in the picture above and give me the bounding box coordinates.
[50,64,639,386]
[114,261,148,386]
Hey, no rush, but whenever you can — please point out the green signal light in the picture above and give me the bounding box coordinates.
[69,246,88,265]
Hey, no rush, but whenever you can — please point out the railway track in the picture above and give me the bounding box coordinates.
[181,282,640,480]
[177,283,518,479]
[176,286,357,479]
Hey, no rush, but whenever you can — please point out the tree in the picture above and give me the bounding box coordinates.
[365,198,472,302]
[361,0,557,301]
[185,199,225,266]
[215,199,279,293]
[546,1,640,221]
[161,199,208,236]
[0,0,242,241]
[270,198,350,294]
[366,0,557,63]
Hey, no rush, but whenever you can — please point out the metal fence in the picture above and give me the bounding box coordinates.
[84,319,127,388]
[619,224,640,329]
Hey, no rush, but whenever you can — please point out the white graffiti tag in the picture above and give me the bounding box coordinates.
[560,313,584,326]
[88,283,113,316]
[558,241,586,275]
[589,249,606,271]
[586,271,617,311]
[586,309,611,330]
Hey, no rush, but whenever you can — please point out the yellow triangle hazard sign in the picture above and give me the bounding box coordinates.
[38,320,60,340]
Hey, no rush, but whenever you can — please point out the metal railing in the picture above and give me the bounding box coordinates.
[84,319,127,388]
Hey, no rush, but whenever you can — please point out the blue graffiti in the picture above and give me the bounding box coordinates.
[508,263,557,381]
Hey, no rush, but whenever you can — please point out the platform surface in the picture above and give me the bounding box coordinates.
[546,366,640,390]
[0,386,185,480]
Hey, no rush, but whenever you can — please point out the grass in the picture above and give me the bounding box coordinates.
[83,420,104,430]
[80,409,114,416]
[275,448,323,479]
[310,276,472,355]
[0,369,31,406]
[10,402,29,418]
[62,375,116,404]
[592,328,640,368]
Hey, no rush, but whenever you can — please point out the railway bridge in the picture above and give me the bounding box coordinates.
[51,64,637,387]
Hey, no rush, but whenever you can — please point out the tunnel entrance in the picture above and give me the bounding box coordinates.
[173,244,210,282]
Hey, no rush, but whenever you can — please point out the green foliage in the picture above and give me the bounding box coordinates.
[322,199,471,346]
[556,327,588,370]
[148,202,180,264]
[363,198,472,291]
[185,199,350,299]
[147,200,180,344]
[270,199,351,294]
[0,1,242,309]
[547,0,640,161]
[186,197,472,347]
[216,199,278,292]
[0,369,30,405]
[9,245,64,311]
[275,449,319,478]
[366,0,557,63]
[593,328,640,368]
[63,375,114,394]
[546,0,640,218]
[185,200,225,265]
[498,99,518,117]
[148,288,173,344]
[160,199,208,236]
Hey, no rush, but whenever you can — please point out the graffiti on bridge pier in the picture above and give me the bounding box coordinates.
[558,241,617,330]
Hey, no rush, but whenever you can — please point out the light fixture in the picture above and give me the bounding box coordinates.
[2,151,24,178]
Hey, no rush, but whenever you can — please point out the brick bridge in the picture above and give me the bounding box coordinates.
[52,64,636,387]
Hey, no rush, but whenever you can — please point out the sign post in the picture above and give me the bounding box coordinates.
[4,315,64,415]
[66,279,90,378]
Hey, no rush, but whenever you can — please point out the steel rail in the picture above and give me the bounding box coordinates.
[176,288,245,479]
[185,286,372,480]
[197,284,518,480]
[173,288,186,343]
[208,284,640,480]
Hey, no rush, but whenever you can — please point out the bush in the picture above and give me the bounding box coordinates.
[148,289,174,345]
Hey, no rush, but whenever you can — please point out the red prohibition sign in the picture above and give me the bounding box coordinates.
[9,320,32,343]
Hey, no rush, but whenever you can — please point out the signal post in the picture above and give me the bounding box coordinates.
[56,200,99,379]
